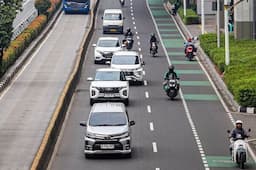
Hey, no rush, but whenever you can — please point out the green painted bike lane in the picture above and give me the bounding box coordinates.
[147,0,256,169]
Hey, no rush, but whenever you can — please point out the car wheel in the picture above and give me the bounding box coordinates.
[124,98,129,106]
[85,153,93,159]
[90,99,94,106]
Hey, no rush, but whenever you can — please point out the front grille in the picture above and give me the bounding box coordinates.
[124,71,134,76]
[102,52,113,58]
[93,141,123,150]
[98,87,120,93]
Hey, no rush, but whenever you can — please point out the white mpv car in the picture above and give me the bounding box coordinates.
[93,37,122,64]
[110,51,144,85]
[88,68,129,105]
[80,102,135,158]
[102,9,124,34]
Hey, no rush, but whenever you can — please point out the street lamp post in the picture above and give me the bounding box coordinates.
[217,0,221,48]
[201,0,205,34]
[224,0,230,65]
[183,0,187,16]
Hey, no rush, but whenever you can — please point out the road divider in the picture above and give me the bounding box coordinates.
[29,0,99,169]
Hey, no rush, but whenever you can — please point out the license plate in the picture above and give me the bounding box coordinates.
[110,29,117,32]
[104,93,114,97]
[100,144,114,149]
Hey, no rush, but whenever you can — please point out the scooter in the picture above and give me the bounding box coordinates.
[123,36,133,50]
[163,78,179,100]
[227,129,251,169]
[185,45,195,61]
[150,42,158,57]
[120,0,125,7]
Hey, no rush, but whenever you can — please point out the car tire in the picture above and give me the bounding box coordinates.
[90,99,94,106]
[85,153,93,159]
[124,98,129,106]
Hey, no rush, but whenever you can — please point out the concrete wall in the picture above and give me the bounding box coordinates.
[234,0,255,39]
[197,0,217,15]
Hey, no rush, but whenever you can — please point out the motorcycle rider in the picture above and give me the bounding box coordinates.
[164,64,179,80]
[229,120,249,154]
[124,27,133,38]
[150,33,158,53]
[184,37,196,54]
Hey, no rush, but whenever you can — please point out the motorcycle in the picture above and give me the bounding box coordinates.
[120,0,125,6]
[150,42,158,57]
[123,36,133,50]
[185,45,195,61]
[163,79,179,100]
[227,129,251,169]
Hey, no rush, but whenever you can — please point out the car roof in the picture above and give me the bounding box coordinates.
[98,37,119,41]
[104,9,122,14]
[113,51,139,56]
[91,102,126,113]
[96,68,121,72]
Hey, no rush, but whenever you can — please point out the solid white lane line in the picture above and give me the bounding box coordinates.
[147,105,151,113]
[145,91,149,98]
[137,41,140,46]
[150,122,154,131]
[144,80,147,86]
[0,13,63,100]
[152,142,158,152]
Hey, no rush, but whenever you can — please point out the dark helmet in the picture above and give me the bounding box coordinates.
[168,65,175,72]
[151,33,155,37]
[127,27,131,32]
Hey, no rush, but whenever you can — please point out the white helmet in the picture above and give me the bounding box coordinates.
[235,120,243,125]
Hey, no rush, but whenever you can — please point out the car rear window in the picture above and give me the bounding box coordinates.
[104,13,122,20]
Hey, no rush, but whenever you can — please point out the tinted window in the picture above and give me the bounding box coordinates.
[89,112,127,126]
[95,71,121,81]
[98,39,119,47]
[112,55,139,65]
[104,13,122,20]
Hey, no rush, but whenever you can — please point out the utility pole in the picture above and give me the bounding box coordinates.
[201,0,205,34]
[217,0,221,47]
[183,0,187,16]
[224,0,230,65]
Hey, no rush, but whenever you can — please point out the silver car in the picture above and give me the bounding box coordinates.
[80,103,135,158]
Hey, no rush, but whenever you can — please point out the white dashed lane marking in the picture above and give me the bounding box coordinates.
[145,91,149,98]
[144,80,147,86]
[137,41,140,46]
[152,142,158,152]
[149,122,154,131]
[138,48,141,51]
[147,105,151,113]
[133,21,136,25]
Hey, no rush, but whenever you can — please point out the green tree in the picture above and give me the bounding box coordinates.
[35,0,51,15]
[0,0,22,73]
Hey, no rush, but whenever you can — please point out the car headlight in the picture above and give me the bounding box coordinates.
[86,132,96,138]
[118,132,129,138]
[95,50,102,56]
[84,5,88,8]
[134,68,143,75]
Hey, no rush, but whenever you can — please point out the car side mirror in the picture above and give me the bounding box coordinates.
[92,44,96,47]
[129,120,135,126]
[227,130,231,134]
[87,77,93,81]
[80,121,87,127]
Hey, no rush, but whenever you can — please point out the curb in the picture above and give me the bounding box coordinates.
[30,0,99,169]
[0,7,62,95]
[164,2,255,114]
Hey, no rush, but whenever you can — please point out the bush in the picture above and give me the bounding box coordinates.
[35,0,51,15]
[178,8,199,25]
[200,33,256,107]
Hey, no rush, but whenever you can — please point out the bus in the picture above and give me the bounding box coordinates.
[63,0,90,14]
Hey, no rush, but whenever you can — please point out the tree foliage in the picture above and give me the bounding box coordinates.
[35,0,51,15]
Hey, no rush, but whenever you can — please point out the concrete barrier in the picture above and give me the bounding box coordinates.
[29,0,99,169]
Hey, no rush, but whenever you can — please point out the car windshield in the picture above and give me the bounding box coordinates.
[112,55,139,65]
[66,0,88,2]
[98,39,120,47]
[104,13,122,20]
[89,112,127,126]
[95,71,121,81]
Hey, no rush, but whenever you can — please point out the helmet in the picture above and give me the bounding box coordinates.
[187,38,192,42]
[235,120,243,125]
[168,65,175,71]
[127,27,131,32]
[151,33,155,37]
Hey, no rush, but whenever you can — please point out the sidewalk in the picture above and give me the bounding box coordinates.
[164,2,256,163]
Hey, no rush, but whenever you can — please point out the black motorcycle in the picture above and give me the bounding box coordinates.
[185,45,196,61]
[150,42,158,57]
[163,79,179,100]
[123,36,133,50]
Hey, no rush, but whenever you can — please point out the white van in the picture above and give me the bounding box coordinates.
[102,9,124,34]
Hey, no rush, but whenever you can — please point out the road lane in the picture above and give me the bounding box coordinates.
[50,0,205,170]
[0,7,93,169]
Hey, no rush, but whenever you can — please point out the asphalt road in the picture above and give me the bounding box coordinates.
[50,0,256,170]
[0,8,92,170]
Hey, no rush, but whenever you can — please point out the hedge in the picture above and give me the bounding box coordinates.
[178,8,199,25]
[1,0,61,75]
[200,33,256,107]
